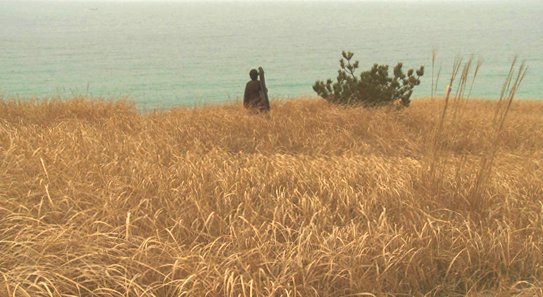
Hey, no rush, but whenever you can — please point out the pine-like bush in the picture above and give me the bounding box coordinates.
[313,51,424,107]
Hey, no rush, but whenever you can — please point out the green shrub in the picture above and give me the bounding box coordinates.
[313,51,424,107]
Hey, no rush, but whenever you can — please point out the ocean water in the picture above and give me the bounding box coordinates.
[1,0,542,109]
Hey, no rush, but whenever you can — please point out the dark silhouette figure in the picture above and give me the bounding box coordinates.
[244,69,266,112]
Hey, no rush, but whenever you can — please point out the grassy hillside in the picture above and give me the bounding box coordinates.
[1,96,542,296]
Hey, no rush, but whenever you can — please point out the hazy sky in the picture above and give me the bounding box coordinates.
[27,0,512,2]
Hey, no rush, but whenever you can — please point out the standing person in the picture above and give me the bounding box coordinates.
[243,69,266,112]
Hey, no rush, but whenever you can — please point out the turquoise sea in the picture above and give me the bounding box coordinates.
[1,0,542,109]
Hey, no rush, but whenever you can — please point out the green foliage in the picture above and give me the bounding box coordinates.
[313,51,424,107]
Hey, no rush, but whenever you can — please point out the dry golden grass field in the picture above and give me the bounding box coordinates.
[1,94,542,296]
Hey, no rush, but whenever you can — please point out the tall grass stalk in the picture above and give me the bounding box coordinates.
[466,58,484,100]
[424,55,462,192]
[431,48,438,100]
[471,59,528,208]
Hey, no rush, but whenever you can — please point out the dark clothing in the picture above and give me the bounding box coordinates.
[244,80,264,111]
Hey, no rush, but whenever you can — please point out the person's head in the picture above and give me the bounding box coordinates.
[249,69,259,80]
